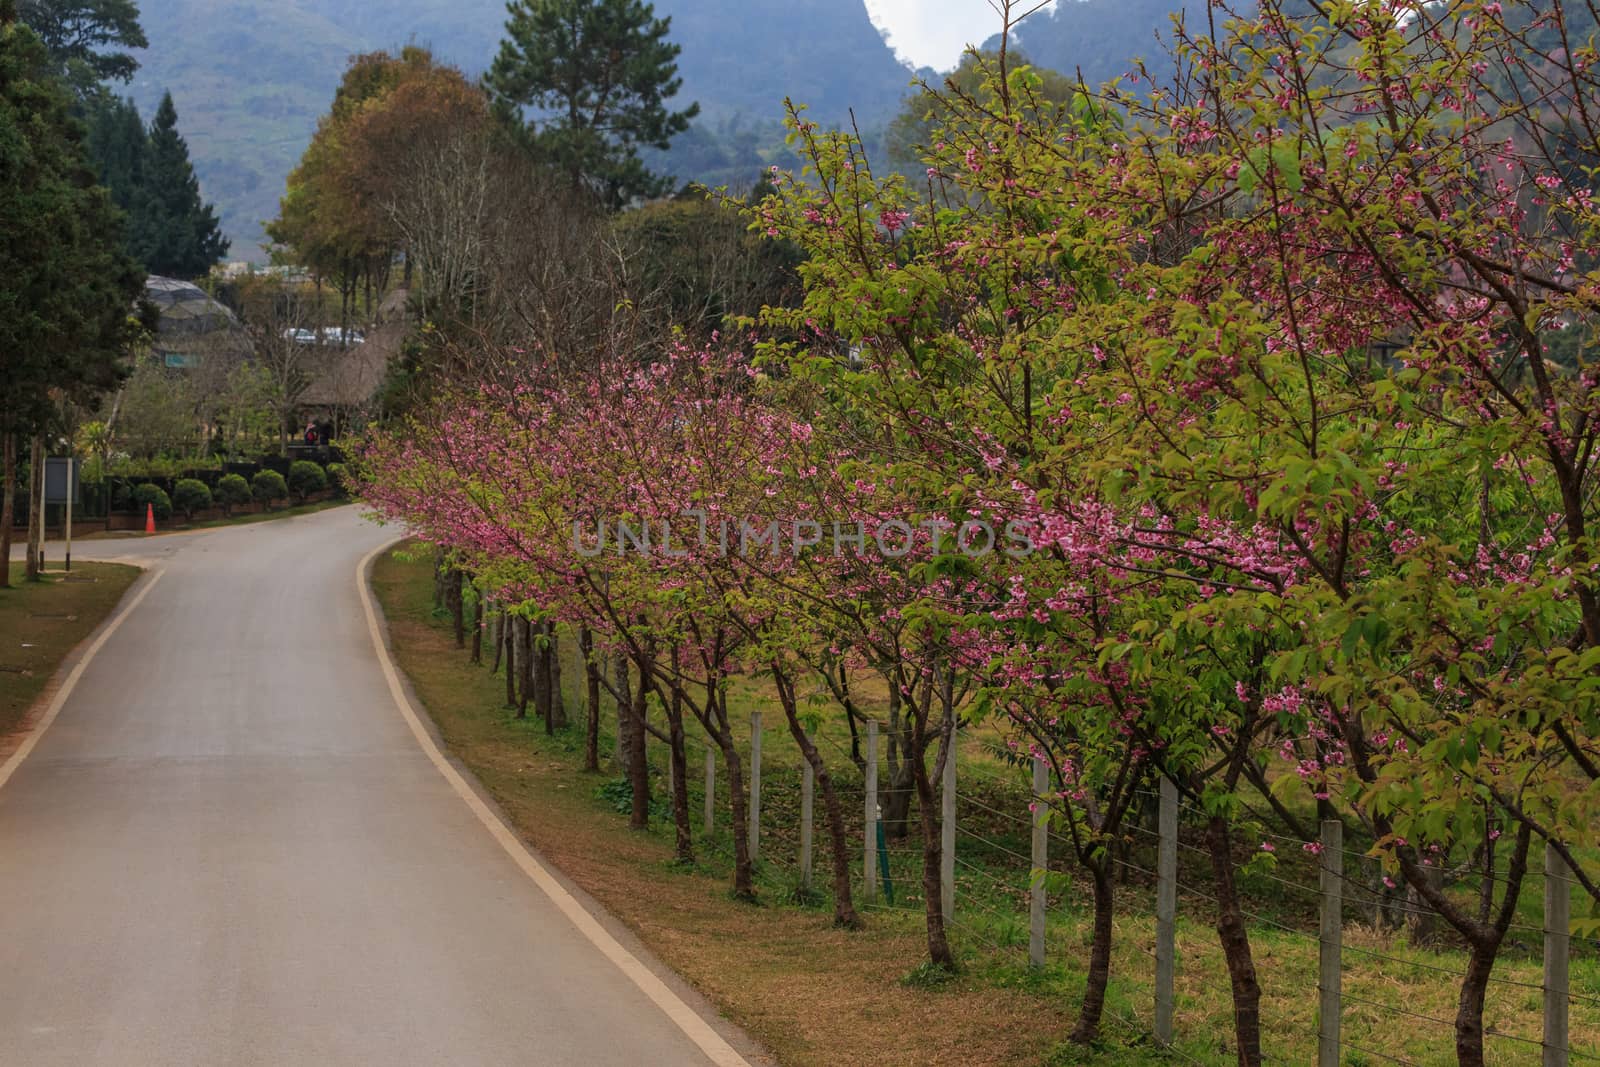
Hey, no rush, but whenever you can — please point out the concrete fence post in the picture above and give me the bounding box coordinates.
[1155,776,1178,1045]
[941,731,956,924]
[748,712,762,864]
[800,740,814,892]
[864,720,878,905]
[1545,842,1571,1067]
[1030,756,1048,968]
[1318,818,1343,1067]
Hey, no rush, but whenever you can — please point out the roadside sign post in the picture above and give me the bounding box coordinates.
[36,452,47,572]
[43,458,80,572]
[63,458,73,571]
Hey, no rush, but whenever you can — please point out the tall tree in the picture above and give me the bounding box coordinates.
[268,49,456,327]
[0,0,145,583]
[16,0,143,92]
[486,0,698,208]
[82,90,139,207]
[129,91,228,278]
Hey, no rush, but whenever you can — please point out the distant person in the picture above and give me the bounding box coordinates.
[304,422,318,446]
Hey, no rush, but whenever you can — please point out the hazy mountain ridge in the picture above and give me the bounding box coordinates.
[125,0,920,255]
[123,0,1192,257]
[987,0,1213,89]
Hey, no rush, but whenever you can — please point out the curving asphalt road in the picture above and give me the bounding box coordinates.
[0,507,754,1066]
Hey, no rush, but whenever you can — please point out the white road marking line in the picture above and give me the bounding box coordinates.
[356,541,753,1067]
[0,569,165,792]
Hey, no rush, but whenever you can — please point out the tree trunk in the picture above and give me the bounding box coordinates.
[1454,940,1498,1067]
[883,684,914,839]
[503,612,518,709]
[717,730,755,900]
[447,569,465,649]
[667,684,693,864]
[1447,823,1528,1067]
[548,627,567,728]
[627,651,650,831]
[612,651,633,773]
[1070,860,1116,1043]
[469,589,483,665]
[914,749,954,967]
[1206,814,1262,1066]
[517,616,533,720]
[490,605,504,675]
[539,624,555,737]
[25,435,43,581]
[0,434,14,590]
[795,714,859,923]
[581,627,600,772]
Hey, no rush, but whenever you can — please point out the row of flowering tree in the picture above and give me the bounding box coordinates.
[357,0,1600,1063]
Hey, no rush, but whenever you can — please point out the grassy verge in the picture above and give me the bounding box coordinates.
[372,544,1599,1066]
[0,562,141,736]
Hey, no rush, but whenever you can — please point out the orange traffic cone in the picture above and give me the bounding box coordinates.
[144,502,156,534]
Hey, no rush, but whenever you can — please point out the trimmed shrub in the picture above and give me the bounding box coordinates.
[252,469,288,510]
[215,473,251,516]
[131,483,172,522]
[172,478,213,521]
[287,460,328,503]
[326,462,347,497]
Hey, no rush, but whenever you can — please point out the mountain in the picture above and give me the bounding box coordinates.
[125,0,919,258]
[985,0,1219,91]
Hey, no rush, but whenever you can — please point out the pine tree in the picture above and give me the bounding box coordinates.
[83,91,140,209]
[17,0,145,92]
[0,0,146,583]
[129,91,228,278]
[486,0,699,208]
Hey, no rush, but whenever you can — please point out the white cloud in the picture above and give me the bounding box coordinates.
[863,0,1051,71]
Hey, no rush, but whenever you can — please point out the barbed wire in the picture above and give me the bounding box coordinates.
[954,824,1035,866]
[1098,1004,1210,1066]
[1341,1040,1418,1065]
[954,790,1036,828]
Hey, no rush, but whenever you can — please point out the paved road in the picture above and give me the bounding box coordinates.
[0,507,745,1066]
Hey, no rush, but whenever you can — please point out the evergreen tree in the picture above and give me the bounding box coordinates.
[83,90,140,209]
[17,0,144,93]
[1,0,146,581]
[486,0,698,208]
[129,91,228,278]
[21,0,151,244]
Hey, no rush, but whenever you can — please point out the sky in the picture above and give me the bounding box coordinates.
[863,0,1051,71]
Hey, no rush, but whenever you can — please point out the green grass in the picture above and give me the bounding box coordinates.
[0,562,141,734]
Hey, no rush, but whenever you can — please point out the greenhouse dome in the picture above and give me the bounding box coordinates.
[144,276,250,368]
[145,276,239,335]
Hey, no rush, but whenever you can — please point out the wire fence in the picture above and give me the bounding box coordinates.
[533,638,1597,1064]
